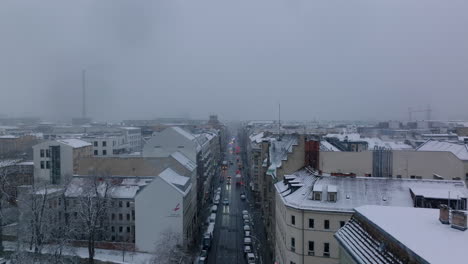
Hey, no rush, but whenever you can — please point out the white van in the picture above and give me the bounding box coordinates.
[211,205,218,213]
[246,253,256,263]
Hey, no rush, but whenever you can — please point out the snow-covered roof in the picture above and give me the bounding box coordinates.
[17,161,34,166]
[325,133,412,150]
[410,187,467,199]
[0,159,21,168]
[267,135,299,178]
[65,177,152,199]
[0,135,19,139]
[320,140,340,151]
[57,138,92,148]
[249,132,265,144]
[417,140,468,160]
[354,205,468,264]
[171,127,196,141]
[276,169,468,213]
[159,168,191,195]
[171,151,196,172]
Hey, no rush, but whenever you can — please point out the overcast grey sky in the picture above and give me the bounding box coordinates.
[1,0,467,122]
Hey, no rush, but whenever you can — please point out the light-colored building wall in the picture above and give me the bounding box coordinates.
[275,191,352,264]
[319,151,372,175]
[135,176,185,253]
[142,128,197,162]
[320,150,468,180]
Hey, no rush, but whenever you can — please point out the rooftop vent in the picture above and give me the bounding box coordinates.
[439,205,450,224]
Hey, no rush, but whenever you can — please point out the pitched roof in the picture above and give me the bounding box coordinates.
[352,205,468,264]
[65,176,152,199]
[417,140,468,160]
[171,151,196,171]
[171,126,196,141]
[159,168,191,195]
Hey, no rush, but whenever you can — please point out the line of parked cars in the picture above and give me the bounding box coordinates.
[242,210,257,264]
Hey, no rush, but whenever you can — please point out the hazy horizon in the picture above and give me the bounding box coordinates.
[1,0,468,122]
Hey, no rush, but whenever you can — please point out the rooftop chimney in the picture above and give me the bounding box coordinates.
[439,205,449,224]
[451,210,467,231]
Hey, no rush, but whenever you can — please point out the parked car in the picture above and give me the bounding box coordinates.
[209,213,216,223]
[243,214,250,220]
[244,231,251,237]
[244,237,252,246]
[243,225,251,231]
[223,198,229,205]
[214,199,219,205]
[242,210,249,216]
[211,205,218,213]
[244,219,250,225]
[244,245,252,254]
[246,253,256,264]
[240,193,246,200]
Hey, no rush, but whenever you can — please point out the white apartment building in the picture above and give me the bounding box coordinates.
[120,127,142,152]
[33,139,93,184]
[135,167,196,252]
[274,168,468,264]
[83,134,129,156]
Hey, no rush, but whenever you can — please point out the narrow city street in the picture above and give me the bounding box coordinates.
[207,135,261,264]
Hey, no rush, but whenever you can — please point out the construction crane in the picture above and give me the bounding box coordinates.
[408,105,432,121]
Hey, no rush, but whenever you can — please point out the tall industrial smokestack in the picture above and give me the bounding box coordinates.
[82,69,86,118]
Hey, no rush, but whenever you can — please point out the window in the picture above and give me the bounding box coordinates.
[46,161,50,169]
[328,192,336,202]
[290,262,296,264]
[94,150,98,155]
[308,241,314,255]
[291,237,295,252]
[112,214,115,220]
[309,218,314,228]
[102,141,107,147]
[46,149,50,157]
[127,214,130,221]
[410,175,416,179]
[40,149,44,157]
[119,214,123,220]
[111,226,115,232]
[127,226,131,233]
[466,173,468,181]
[94,141,98,147]
[324,220,330,230]
[132,210,135,220]
[177,146,184,148]
[396,175,402,179]
[40,161,44,169]
[324,243,330,257]
[314,192,321,201]
[119,201,123,207]
[119,226,123,233]
[74,212,77,218]
[340,221,346,228]
[111,236,115,241]
[127,201,130,207]
[102,150,107,155]
[111,201,115,207]
[291,215,295,225]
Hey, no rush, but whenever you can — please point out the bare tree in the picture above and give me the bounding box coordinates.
[151,228,191,264]
[72,175,113,264]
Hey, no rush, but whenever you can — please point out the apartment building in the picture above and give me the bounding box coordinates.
[0,134,38,159]
[82,134,129,156]
[274,168,468,264]
[335,205,467,264]
[33,139,93,184]
[320,140,468,181]
[0,159,33,200]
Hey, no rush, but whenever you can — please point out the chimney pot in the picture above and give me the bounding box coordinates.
[451,210,467,231]
[439,205,450,224]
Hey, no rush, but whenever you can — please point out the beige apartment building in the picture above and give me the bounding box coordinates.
[274,168,468,264]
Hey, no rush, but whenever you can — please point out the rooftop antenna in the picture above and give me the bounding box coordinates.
[278,103,281,140]
[82,69,87,118]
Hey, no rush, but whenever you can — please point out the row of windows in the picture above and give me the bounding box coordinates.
[40,161,50,169]
[110,225,133,233]
[39,149,50,158]
[94,150,107,155]
[94,141,107,147]
[110,212,135,221]
[291,215,346,230]
[290,238,330,258]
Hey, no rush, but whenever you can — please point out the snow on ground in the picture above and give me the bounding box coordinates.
[3,242,154,264]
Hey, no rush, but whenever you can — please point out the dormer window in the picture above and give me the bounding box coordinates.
[327,185,338,202]
[314,192,322,201]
